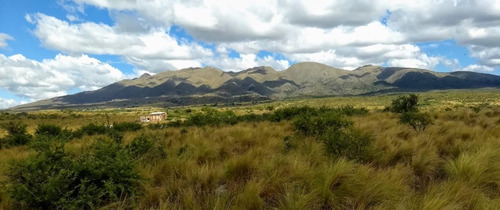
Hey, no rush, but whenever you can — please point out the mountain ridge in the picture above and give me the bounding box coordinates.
[10,62,500,111]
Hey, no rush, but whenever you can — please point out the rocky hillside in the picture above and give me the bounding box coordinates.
[12,62,500,110]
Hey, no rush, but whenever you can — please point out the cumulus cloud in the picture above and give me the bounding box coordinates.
[0,33,13,48]
[204,52,290,72]
[29,13,213,73]
[0,53,126,101]
[0,97,24,109]
[386,0,500,67]
[22,0,498,73]
[459,64,494,72]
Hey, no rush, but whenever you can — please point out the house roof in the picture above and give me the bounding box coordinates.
[150,112,166,115]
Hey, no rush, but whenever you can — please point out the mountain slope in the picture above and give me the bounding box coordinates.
[11,62,500,110]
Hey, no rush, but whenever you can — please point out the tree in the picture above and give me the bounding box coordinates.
[0,121,32,147]
[390,94,419,113]
[399,111,433,132]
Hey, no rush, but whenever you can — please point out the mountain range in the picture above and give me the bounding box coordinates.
[11,62,500,110]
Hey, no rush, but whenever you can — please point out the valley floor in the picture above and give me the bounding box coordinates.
[1,89,500,209]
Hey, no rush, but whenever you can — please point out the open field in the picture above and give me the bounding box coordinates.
[1,89,500,209]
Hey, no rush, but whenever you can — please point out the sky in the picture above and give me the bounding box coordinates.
[1,0,500,109]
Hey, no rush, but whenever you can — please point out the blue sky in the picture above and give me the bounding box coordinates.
[1,0,500,108]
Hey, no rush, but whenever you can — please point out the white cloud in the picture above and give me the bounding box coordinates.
[0,97,24,109]
[285,50,362,70]
[467,46,500,66]
[29,13,213,73]
[387,54,440,70]
[204,52,290,72]
[0,53,127,101]
[31,0,500,72]
[386,0,500,67]
[0,33,13,48]
[459,64,494,72]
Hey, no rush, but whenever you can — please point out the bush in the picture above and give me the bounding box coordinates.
[399,111,433,132]
[390,94,419,113]
[293,112,352,136]
[185,110,238,126]
[35,124,63,137]
[107,129,124,143]
[270,106,317,122]
[337,105,369,116]
[0,121,32,147]
[113,122,142,132]
[321,127,373,162]
[78,123,108,136]
[127,135,154,158]
[147,123,167,129]
[6,139,141,209]
[238,113,272,122]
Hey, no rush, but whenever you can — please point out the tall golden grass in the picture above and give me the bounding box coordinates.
[1,90,500,209]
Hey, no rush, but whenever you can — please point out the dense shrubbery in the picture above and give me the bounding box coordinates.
[290,107,373,162]
[293,111,352,136]
[78,123,108,136]
[0,121,32,148]
[35,124,63,137]
[399,111,433,132]
[270,106,318,122]
[6,139,142,209]
[185,110,239,127]
[390,94,419,113]
[165,105,368,128]
[338,105,369,116]
[112,122,142,132]
[321,127,372,162]
[127,135,166,163]
[127,135,154,158]
[389,94,433,132]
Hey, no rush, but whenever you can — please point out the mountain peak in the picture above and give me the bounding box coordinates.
[354,65,383,72]
[10,62,500,111]
[139,73,151,78]
[289,61,333,69]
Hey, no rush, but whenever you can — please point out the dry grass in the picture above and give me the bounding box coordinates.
[1,90,500,209]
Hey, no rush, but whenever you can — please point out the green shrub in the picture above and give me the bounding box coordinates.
[6,139,141,209]
[107,129,124,143]
[399,111,433,132]
[293,112,352,136]
[238,113,271,122]
[35,124,63,137]
[34,124,76,140]
[270,106,317,122]
[390,94,419,113]
[78,123,108,136]
[337,105,369,116]
[127,135,154,158]
[147,123,167,129]
[185,110,238,126]
[321,127,373,162]
[0,121,32,147]
[112,122,142,132]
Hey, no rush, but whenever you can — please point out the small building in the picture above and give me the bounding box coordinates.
[140,112,167,123]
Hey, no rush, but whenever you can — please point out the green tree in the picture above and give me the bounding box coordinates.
[390,94,419,113]
[0,121,32,147]
[399,111,433,132]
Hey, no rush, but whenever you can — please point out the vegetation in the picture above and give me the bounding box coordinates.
[389,94,434,132]
[0,121,32,148]
[390,93,419,113]
[5,135,141,209]
[0,90,500,209]
[399,111,433,132]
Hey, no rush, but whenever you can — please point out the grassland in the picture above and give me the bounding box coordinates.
[1,89,500,209]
